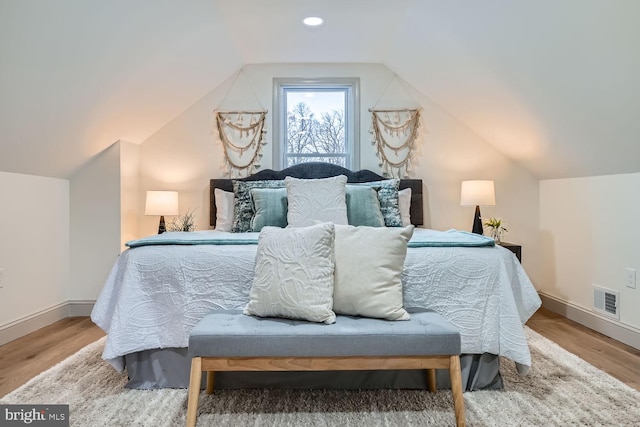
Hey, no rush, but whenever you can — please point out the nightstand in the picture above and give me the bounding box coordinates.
[499,242,521,263]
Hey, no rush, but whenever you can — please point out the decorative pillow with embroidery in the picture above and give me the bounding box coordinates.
[285,175,348,227]
[244,223,336,324]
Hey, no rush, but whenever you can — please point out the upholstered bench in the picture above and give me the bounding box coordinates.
[186,308,466,427]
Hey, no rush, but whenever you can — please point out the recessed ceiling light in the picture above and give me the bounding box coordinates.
[303,16,324,27]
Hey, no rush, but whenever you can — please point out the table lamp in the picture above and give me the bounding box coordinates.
[460,180,495,235]
[145,191,179,234]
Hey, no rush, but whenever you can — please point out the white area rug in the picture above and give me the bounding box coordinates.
[2,328,639,426]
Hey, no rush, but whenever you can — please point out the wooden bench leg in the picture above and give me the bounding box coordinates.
[449,355,466,427]
[206,371,215,394]
[186,357,202,427]
[426,368,437,393]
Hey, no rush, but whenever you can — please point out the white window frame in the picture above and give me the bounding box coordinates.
[272,77,360,170]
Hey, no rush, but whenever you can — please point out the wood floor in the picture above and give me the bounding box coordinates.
[526,307,640,390]
[0,317,105,397]
[0,307,639,397]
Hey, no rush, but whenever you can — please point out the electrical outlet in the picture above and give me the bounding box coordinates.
[626,268,636,289]
[0,268,4,289]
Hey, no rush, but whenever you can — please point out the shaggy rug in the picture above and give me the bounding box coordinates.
[2,327,639,426]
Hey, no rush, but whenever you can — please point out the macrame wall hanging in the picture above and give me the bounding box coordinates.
[215,111,267,178]
[214,69,267,178]
[369,74,423,178]
[370,108,421,178]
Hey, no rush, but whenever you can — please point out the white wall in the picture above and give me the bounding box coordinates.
[120,141,140,249]
[409,83,540,282]
[540,173,640,330]
[0,141,135,341]
[69,142,122,301]
[139,63,541,284]
[0,171,69,326]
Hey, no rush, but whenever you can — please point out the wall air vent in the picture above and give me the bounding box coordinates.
[593,285,620,320]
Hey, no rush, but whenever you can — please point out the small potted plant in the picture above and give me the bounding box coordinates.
[167,208,198,232]
[483,217,507,243]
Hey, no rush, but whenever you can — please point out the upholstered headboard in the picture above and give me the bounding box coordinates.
[210,162,423,227]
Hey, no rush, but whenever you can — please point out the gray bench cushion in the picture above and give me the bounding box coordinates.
[188,308,461,358]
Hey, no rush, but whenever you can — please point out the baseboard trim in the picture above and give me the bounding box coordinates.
[0,300,96,346]
[69,300,95,317]
[539,292,640,350]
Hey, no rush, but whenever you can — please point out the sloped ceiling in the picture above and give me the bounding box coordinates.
[1,0,638,179]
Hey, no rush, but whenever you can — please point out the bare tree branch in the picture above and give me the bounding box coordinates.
[286,102,346,167]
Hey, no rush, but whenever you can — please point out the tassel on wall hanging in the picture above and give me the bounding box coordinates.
[369,75,422,178]
[214,68,267,178]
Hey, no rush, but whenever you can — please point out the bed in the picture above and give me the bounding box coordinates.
[91,163,541,391]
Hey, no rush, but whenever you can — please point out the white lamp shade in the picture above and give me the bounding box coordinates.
[145,191,179,216]
[460,180,496,206]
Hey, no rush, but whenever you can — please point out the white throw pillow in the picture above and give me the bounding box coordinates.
[285,175,349,227]
[398,187,412,226]
[333,224,415,320]
[214,189,234,232]
[243,223,337,324]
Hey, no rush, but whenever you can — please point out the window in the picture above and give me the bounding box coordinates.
[273,78,360,170]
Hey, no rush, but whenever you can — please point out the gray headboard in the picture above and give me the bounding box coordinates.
[210,162,423,227]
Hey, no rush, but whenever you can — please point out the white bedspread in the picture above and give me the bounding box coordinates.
[91,239,541,373]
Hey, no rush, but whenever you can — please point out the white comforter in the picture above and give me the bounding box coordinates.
[92,233,541,373]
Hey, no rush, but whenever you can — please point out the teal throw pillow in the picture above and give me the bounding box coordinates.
[232,180,285,232]
[250,188,288,231]
[345,185,385,227]
[353,179,403,227]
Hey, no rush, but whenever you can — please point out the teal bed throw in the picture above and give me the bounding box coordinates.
[125,228,494,248]
[408,229,495,247]
[126,231,260,248]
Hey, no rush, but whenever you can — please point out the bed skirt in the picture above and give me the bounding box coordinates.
[122,348,503,391]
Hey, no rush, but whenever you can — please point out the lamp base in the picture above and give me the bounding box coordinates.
[158,216,166,234]
[472,205,483,235]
